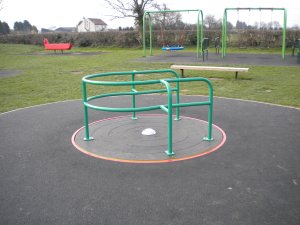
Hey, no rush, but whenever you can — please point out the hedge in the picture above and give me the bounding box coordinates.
[0,29,299,48]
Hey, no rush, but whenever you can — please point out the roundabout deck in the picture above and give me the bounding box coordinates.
[72,114,225,163]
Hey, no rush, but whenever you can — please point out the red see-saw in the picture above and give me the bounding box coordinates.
[43,38,72,53]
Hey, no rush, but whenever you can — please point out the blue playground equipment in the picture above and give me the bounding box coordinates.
[162,45,185,51]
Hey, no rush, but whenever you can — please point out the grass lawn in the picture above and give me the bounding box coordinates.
[0,44,299,113]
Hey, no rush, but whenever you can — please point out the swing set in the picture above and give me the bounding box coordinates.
[222,7,287,59]
[143,9,204,58]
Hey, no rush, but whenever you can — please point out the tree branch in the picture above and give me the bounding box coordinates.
[0,0,4,11]
[104,0,155,33]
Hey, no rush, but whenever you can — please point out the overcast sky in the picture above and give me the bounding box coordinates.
[0,0,299,30]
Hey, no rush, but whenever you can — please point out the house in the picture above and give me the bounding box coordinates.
[77,18,107,32]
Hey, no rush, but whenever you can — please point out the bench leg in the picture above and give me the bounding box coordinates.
[235,72,238,79]
[180,69,184,78]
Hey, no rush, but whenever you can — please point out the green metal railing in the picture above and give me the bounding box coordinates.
[82,69,214,156]
[222,7,287,59]
[143,9,204,58]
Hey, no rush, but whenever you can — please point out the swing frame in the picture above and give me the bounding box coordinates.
[221,7,287,59]
[143,9,204,58]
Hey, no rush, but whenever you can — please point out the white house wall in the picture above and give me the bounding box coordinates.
[77,18,107,32]
[87,19,95,32]
[77,23,86,32]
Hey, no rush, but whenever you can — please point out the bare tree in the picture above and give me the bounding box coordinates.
[204,14,218,29]
[291,24,299,30]
[272,21,281,30]
[104,0,155,31]
[152,3,183,30]
[260,21,267,30]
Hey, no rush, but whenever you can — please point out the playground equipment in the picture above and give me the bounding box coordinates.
[143,9,204,58]
[214,37,220,55]
[292,39,300,63]
[81,69,213,156]
[202,38,209,61]
[43,38,73,53]
[221,8,287,59]
[292,39,299,56]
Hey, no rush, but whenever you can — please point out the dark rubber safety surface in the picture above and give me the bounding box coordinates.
[72,114,225,163]
[0,95,299,225]
[0,70,22,78]
[136,52,300,66]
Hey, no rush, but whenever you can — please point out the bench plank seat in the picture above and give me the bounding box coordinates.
[170,65,249,79]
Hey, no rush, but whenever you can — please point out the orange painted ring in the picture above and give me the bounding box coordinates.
[71,115,226,164]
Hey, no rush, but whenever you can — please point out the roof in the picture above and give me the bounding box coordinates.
[88,18,107,26]
[55,27,76,32]
[41,27,75,33]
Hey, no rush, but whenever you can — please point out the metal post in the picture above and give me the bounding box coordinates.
[175,79,180,121]
[131,72,137,120]
[203,80,213,141]
[224,10,227,57]
[282,8,287,59]
[197,12,200,58]
[200,11,204,56]
[82,82,93,141]
[197,10,204,58]
[167,94,174,156]
[222,9,227,58]
[160,80,175,156]
[142,12,147,57]
[149,15,153,56]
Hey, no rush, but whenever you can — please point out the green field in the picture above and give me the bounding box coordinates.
[0,44,299,113]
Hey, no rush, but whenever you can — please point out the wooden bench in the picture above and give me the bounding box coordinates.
[170,65,249,79]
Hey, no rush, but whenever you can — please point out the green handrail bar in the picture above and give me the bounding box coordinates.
[221,7,287,59]
[82,69,213,156]
[143,9,204,58]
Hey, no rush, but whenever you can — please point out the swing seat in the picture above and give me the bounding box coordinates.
[162,45,185,51]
